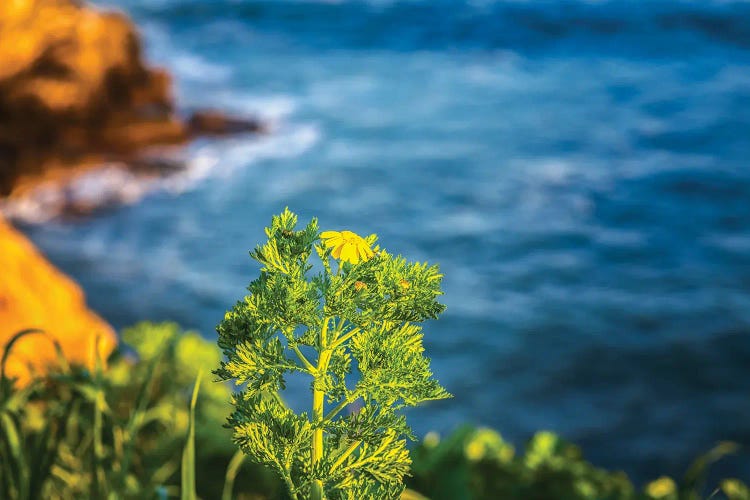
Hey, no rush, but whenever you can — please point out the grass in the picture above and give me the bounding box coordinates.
[181,371,201,500]
[0,323,746,499]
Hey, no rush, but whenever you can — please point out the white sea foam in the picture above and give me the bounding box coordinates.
[136,21,234,86]
[207,93,298,122]
[163,122,321,192]
[0,119,320,224]
[172,54,233,84]
[0,164,157,224]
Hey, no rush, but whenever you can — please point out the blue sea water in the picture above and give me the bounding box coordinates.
[24,0,750,484]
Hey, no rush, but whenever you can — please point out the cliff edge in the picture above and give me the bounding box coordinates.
[0,0,190,194]
[0,215,116,384]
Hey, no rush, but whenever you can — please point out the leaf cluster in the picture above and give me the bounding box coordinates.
[215,209,451,499]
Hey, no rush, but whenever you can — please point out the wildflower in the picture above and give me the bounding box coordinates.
[646,477,676,498]
[464,439,485,462]
[722,479,749,498]
[399,279,411,289]
[320,230,374,265]
[354,281,368,291]
[464,428,513,463]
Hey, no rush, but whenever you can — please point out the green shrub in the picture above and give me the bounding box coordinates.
[409,426,746,500]
[215,209,450,499]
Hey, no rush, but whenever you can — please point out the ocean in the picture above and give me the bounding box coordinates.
[24,0,750,483]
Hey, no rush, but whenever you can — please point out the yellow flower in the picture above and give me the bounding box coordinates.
[320,230,374,265]
[464,440,485,462]
[646,477,676,498]
[354,281,368,291]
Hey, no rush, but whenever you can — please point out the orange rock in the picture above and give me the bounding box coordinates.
[0,216,116,385]
[0,0,263,212]
[0,0,186,194]
[0,0,173,117]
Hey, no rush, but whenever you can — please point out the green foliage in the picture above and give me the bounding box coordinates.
[409,425,747,500]
[0,329,70,500]
[216,209,450,499]
[721,478,750,500]
[0,324,745,500]
[0,323,283,499]
[1,215,747,500]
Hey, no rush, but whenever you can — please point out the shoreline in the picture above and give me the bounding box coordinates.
[0,0,265,221]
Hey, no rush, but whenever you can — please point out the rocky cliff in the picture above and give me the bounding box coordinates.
[0,0,262,207]
[0,0,190,194]
[0,215,116,385]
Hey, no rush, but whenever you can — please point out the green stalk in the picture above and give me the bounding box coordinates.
[311,317,331,500]
[329,327,360,351]
[282,472,299,500]
[181,371,201,500]
[92,335,106,499]
[292,345,315,373]
[324,394,358,422]
[221,450,245,500]
[311,387,324,500]
[330,440,361,472]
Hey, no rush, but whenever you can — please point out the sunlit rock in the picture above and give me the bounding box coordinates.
[0,0,263,220]
[0,0,187,195]
[0,215,116,385]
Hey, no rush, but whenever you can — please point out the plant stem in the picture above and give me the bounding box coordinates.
[283,473,300,500]
[92,336,106,499]
[222,450,245,500]
[292,345,315,373]
[311,387,324,500]
[311,317,331,500]
[330,440,362,472]
[324,394,359,422]
[329,327,360,350]
[320,317,330,349]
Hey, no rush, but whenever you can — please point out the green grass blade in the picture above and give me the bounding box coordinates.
[48,336,72,374]
[0,433,19,500]
[181,371,202,500]
[682,441,740,496]
[1,329,44,396]
[221,449,246,500]
[1,412,28,499]
[118,342,169,489]
[91,335,107,499]
[28,400,72,500]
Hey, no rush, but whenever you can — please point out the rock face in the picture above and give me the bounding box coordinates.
[188,110,266,135]
[0,0,188,195]
[0,215,116,385]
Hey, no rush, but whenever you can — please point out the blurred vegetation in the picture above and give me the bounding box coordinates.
[409,426,747,500]
[0,322,747,499]
[0,323,281,500]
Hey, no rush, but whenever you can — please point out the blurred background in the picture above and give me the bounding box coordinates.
[8,0,750,486]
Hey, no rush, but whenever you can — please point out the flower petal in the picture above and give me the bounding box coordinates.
[331,245,343,259]
[320,231,341,240]
[340,244,358,264]
[323,236,343,249]
[358,242,374,261]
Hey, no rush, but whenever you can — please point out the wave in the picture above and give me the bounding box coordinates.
[168,121,320,189]
[96,0,750,54]
[1,120,320,224]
